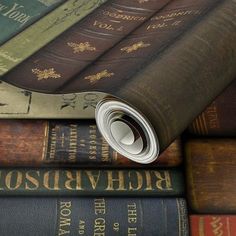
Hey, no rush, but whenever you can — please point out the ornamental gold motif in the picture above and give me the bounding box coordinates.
[67,42,96,54]
[32,68,61,81]
[210,217,223,236]
[84,70,114,84]
[121,41,151,53]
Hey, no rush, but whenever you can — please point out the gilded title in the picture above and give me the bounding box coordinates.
[0,170,174,192]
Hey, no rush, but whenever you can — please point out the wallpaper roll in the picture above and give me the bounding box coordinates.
[1,0,236,163]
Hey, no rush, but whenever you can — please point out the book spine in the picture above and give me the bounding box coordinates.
[0,0,65,45]
[2,0,221,92]
[0,168,184,196]
[0,119,182,167]
[190,215,236,236]
[2,0,171,91]
[185,139,236,213]
[188,79,236,136]
[61,0,223,94]
[0,0,108,76]
[0,197,189,236]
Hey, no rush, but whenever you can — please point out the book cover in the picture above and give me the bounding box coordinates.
[0,119,182,167]
[0,197,189,236]
[185,139,236,213]
[0,0,65,45]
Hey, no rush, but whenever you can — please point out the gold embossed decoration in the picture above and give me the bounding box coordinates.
[67,42,96,54]
[85,70,114,84]
[210,217,223,236]
[121,41,151,53]
[32,68,61,81]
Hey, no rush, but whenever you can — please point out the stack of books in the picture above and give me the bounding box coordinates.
[0,0,235,235]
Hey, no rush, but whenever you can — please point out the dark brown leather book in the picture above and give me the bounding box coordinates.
[3,0,236,164]
[188,79,236,136]
[190,215,236,236]
[1,0,170,90]
[0,119,182,167]
[185,139,236,213]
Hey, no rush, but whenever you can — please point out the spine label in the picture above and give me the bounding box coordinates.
[45,121,114,163]
[0,169,183,195]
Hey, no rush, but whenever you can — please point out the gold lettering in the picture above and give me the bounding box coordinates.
[101,10,146,21]
[0,171,3,190]
[105,171,126,191]
[147,22,167,30]
[128,227,137,236]
[128,171,143,190]
[153,171,173,190]
[127,203,137,224]
[101,138,109,162]
[94,198,106,215]
[43,170,60,190]
[65,171,83,190]
[93,20,114,31]
[86,171,101,189]
[94,218,105,236]
[58,201,72,236]
[144,171,152,190]
[25,171,40,190]
[5,171,22,190]
[79,220,86,235]
[49,127,57,160]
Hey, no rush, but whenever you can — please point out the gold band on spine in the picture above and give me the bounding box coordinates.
[199,217,205,236]
[41,121,50,161]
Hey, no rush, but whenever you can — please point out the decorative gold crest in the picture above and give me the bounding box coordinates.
[121,41,151,53]
[32,68,61,81]
[138,0,149,3]
[84,70,114,84]
[67,42,96,54]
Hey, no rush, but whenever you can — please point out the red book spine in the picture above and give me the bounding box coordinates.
[190,215,236,236]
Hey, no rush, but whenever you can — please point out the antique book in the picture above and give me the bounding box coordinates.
[190,215,236,236]
[0,119,182,167]
[0,0,108,75]
[3,0,236,164]
[0,197,189,236]
[1,0,171,82]
[185,139,236,213]
[0,0,65,45]
[188,79,236,136]
[0,168,184,196]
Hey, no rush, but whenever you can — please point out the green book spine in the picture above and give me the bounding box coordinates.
[0,0,65,45]
[0,0,108,75]
[0,168,184,196]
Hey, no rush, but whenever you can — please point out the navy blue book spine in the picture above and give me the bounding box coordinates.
[0,197,189,235]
